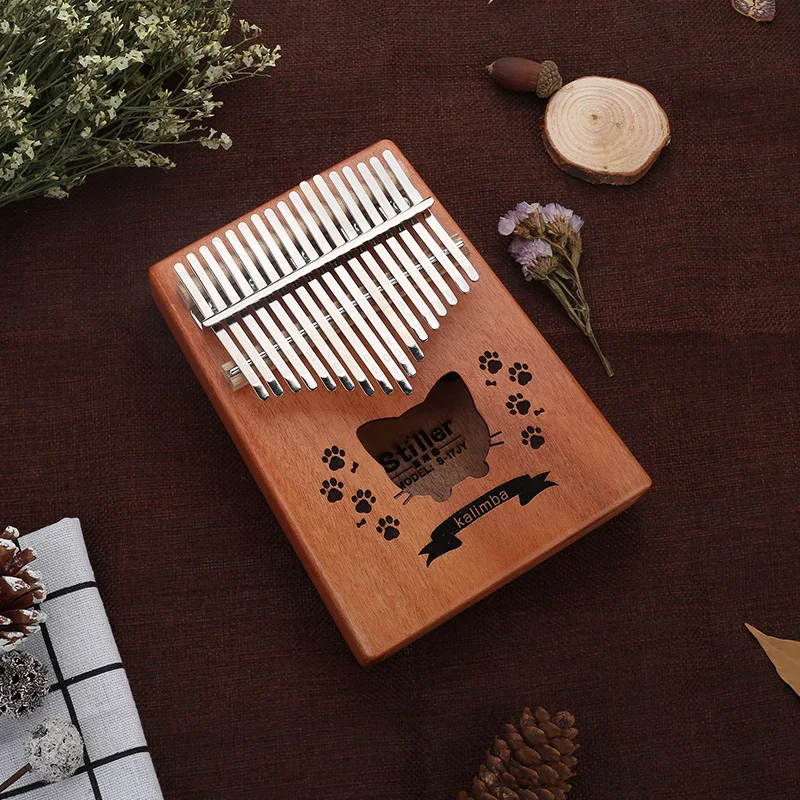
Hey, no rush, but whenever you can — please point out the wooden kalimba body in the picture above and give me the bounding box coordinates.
[150,140,650,666]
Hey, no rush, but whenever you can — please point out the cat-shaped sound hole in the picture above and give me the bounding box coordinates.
[357,372,490,502]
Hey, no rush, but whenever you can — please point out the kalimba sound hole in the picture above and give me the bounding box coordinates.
[358,372,491,503]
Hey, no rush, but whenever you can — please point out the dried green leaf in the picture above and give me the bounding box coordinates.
[745,623,800,697]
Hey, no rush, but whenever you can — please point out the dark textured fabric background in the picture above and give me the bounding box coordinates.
[1,2,798,798]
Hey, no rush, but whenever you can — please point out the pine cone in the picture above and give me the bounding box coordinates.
[459,707,579,800]
[0,527,47,651]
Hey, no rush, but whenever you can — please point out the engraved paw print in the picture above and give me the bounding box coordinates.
[478,351,502,375]
[521,426,545,450]
[377,516,400,541]
[320,478,344,503]
[322,446,346,471]
[508,363,532,386]
[505,393,531,416]
[352,489,376,514]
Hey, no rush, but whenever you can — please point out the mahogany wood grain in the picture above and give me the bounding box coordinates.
[149,140,651,666]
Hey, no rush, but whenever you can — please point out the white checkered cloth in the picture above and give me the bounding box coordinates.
[0,519,163,800]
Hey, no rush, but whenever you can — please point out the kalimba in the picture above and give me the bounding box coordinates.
[149,140,650,666]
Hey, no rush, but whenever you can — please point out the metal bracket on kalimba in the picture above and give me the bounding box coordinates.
[222,232,470,393]
[173,149,479,400]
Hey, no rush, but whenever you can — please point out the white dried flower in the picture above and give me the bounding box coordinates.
[25,719,84,782]
[0,0,280,208]
[199,128,232,150]
[0,651,50,718]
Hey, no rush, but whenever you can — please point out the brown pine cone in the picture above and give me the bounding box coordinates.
[0,527,47,651]
[459,707,579,800]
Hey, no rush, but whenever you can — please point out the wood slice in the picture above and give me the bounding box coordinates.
[543,76,670,185]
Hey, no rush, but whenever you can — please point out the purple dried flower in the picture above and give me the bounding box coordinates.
[540,203,573,224]
[498,202,541,236]
[509,237,555,280]
[508,236,549,265]
[515,201,540,217]
[497,199,611,375]
[541,203,584,237]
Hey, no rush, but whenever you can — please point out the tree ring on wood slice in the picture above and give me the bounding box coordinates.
[543,76,670,185]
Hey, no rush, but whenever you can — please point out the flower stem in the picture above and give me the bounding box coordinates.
[547,271,614,377]
[0,764,32,792]
[584,319,615,377]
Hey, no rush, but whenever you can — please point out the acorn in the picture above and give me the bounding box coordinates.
[487,57,563,99]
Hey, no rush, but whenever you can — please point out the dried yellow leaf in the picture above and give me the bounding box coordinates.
[732,0,776,22]
[746,624,800,697]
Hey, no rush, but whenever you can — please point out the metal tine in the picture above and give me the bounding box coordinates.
[289,190,333,253]
[270,299,336,391]
[312,174,358,240]
[277,200,318,261]
[246,217,291,279]
[382,149,423,204]
[283,292,355,391]
[299,181,346,247]
[212,237,255,297]
[224,229,268,289]
[386,237,448,317]
[198,246,240,305]
[346,257,424,365]
[373,243,439,331]
[342,165,383,226]
[424,213,480,282]
[295,285,373,395]
[241,311,302,392]
[356,161,395,219]
[359,251,427,344]
[263,207,306,268]
[321,272,411,394]
[229,320,283,397]
[337,262,416,378]
[369,156,411,211]
[399,229,457,306]
[237,221,283,283]
[309,278,393,395]
[252,307,316,391]
[216,328,270,399]
[328,171,370,234]
[236,312,296,392]
[175,263,213,319]
[411,222,470,294]
[185,251,226,311]
[173,261,214,319]
[203,191,437,331]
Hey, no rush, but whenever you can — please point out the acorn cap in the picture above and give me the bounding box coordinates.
[536,61,563,98]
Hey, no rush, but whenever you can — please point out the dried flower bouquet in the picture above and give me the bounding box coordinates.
[499,202,614,376]
[0,0,280,208]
